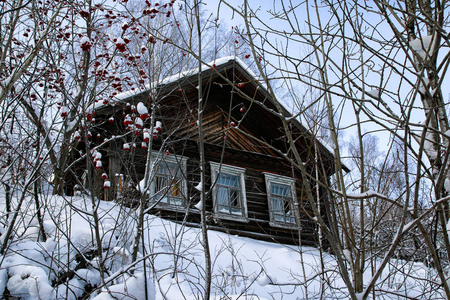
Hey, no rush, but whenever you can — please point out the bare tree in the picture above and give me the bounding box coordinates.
[7,0,450,298]
[212,0,450,298]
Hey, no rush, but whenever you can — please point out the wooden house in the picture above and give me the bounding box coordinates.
[84,57,343,246]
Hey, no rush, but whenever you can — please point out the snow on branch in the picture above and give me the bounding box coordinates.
[346,190,388,199]
[409,35,435,59]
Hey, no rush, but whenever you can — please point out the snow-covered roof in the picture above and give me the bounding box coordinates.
[91,55,291,123]
[89,56,253,111]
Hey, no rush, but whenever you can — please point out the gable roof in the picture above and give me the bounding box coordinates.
[93,56,348,175]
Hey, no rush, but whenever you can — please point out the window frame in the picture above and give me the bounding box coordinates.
[210,162,248,222]
[264,172,298,229]
[149,153,188,210]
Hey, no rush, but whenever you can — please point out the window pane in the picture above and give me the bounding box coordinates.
[170,179,180,196]
[218,173,239,187]
[269,181,295,225]
[274,214,284,222]
[158,162,180,176]
[273,197,283,212]
[214,170,243,216]
[284,200,291,215]
[230,189,239,207]
[172,198,183,206]
[157,163,168,175]
[153,159,184,206]
[231,207,241,215]
[155,176,167,193]
[217,186,229,206]
[271,183,290,197]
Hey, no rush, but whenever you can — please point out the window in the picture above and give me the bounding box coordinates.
[264,173,297,228]
[210,162,248,222]
[150,154,188,207]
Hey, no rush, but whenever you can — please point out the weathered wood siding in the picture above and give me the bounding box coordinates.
[85,60,335,246]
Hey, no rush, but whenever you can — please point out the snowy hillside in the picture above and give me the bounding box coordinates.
[0,190,442,299]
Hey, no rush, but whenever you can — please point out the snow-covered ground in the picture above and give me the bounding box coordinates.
[0,189,443,299]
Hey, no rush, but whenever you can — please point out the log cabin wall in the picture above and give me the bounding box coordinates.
[101,138,318,245]
[140,141,319,246]
[85,58,340,246]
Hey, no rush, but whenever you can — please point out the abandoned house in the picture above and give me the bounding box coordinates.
[77,57,343,246]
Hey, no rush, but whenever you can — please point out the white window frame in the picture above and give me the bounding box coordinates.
[210,162,248,222]
[264,173,297,229]
[149,153,188,209]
